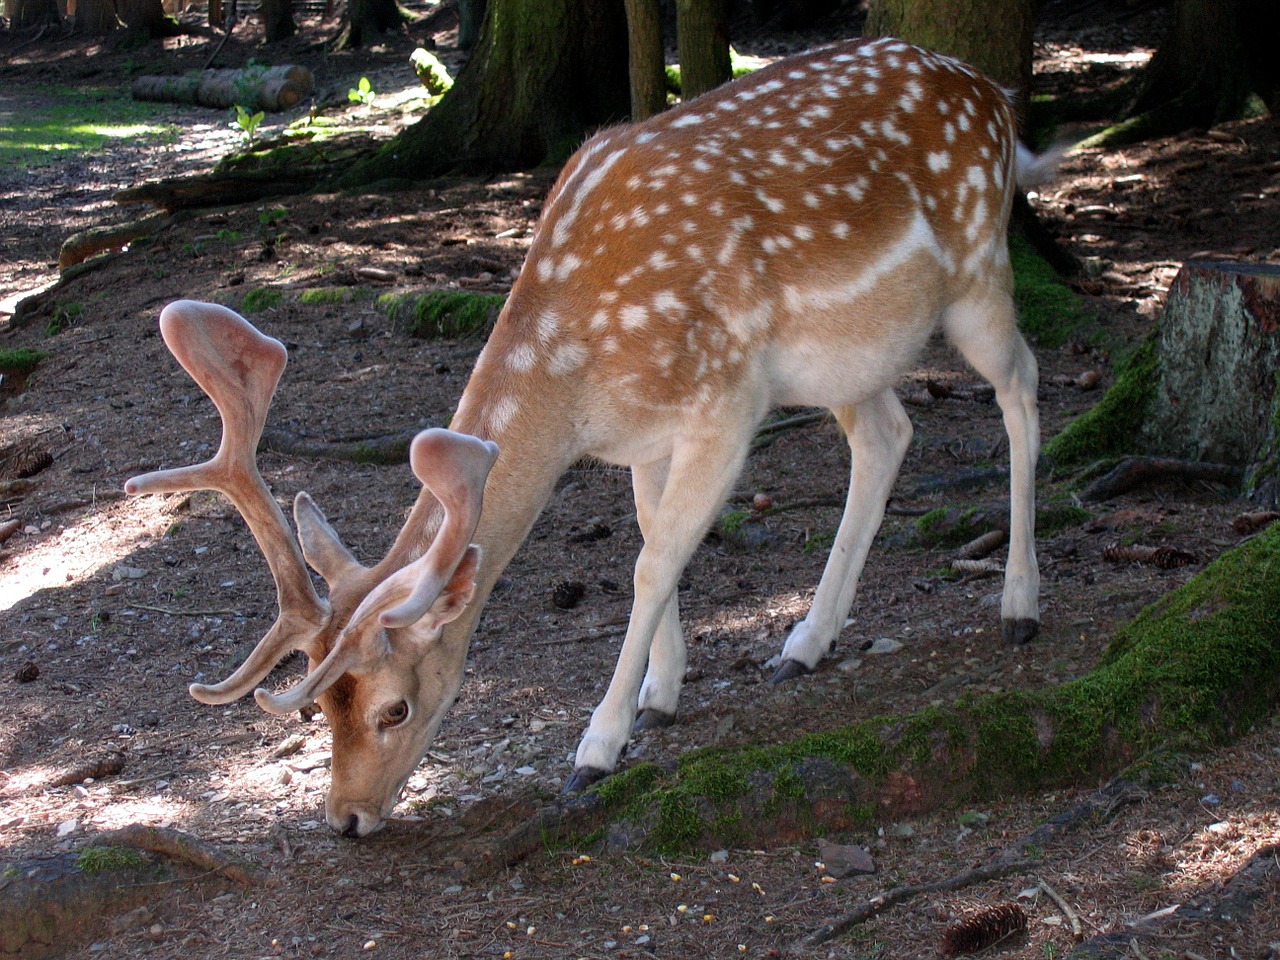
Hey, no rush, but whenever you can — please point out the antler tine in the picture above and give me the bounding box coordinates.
[124,301,327,703]
[253,430,496,715]
[352,429,498,630]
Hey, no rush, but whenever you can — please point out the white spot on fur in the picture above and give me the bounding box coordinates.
[507,342,537,372]
[620,304,649,329]
[927,150,951,173]
[547,342,587,375]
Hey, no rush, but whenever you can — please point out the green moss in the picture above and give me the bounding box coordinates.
[0,347,47,371]
[298,286,370,305]
[1010,231,1093,348]
[378,290,505,339]
[1043,335,1159,467]
[76,846,144,872]
[590,524,1280,854]
[241,287,285,313]
[915,505,986,548]
[1036,502,1091,536]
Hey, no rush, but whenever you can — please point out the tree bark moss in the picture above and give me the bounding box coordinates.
[588,523,1280,854]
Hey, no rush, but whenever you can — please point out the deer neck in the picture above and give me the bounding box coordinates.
[380,303,584,629]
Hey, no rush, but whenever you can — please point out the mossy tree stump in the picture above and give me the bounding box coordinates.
[1046,261,1280,501]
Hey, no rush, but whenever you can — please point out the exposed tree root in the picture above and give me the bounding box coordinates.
[89,825,263,886]
[1080,456,1242,502]
[259,426,422,465]
[1064,843,1280,959]
[798,777,1140,948]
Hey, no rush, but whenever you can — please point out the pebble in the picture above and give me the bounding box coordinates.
[866,637,904,655]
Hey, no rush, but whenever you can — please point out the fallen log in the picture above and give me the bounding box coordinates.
[131,65,313,112]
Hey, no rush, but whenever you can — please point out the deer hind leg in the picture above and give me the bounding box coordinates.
[566,422,757,791]
[631,457,687,731]
[943,286,1041,643]
[772,390,913,682]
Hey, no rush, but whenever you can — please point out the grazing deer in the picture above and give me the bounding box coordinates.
[128,37,1048,837]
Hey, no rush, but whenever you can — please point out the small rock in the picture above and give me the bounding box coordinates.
[865,637,904,655]
[885,822,915,838]
[57,819,79,837]
[752,492,773,511]
[1202,793,1221,806]
[1076,369,1101,390]
[817,838,876,878]
[515,765,537,776]
[709,849,729,864]
[836,656,862,674]
[112,565,147,581]
[270,733,307,759]
[957,809,989,828]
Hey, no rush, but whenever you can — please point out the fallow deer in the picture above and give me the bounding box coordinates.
[128,37,1050,836]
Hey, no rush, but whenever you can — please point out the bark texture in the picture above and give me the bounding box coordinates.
[338,0,629,184]
[131,66,314,112]
[625,0,666,120]
[1046,262,1280,504]
[676,0,730,100]
[863,0,1034,131]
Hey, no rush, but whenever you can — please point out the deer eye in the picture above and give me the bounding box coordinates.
[378,700,410,730]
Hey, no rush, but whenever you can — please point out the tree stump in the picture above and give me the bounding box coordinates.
[1047,261,1280,502]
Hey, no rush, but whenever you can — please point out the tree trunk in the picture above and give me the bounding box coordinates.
[1118,0,1279,138]
[625,0,666,121]
[1044,262,1280,505]
[333,0,408,49]
[676,0,730,100]
[259,0,295,41]
[864,0,1035,132]
[117,0,179,38]
[457,0,486,50]
[338,0,630,185]
[73,0,119,33]
[10,0,62,27]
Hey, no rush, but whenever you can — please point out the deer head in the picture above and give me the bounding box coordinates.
[126,300,497,836]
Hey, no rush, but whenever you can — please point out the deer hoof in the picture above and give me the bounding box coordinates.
[633,709,677,731]
[769,658,813,685]
[562,766,611,795]
[1002,618,1040,645]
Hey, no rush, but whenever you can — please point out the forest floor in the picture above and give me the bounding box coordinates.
[2,2,1280,958]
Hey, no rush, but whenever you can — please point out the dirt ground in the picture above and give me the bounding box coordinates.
[2,2,1280,958]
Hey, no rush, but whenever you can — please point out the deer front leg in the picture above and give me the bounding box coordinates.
[632,458,686,731]
[565,423,756,792]
[772,391,913,682]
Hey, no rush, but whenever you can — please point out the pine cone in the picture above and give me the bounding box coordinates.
[939,903,1028,956]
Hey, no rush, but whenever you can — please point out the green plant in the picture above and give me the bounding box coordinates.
[215,228,242,244]
[232,104,265,144]
[46,301,83,337]
[348,76,377,106]
[259,207,288,226]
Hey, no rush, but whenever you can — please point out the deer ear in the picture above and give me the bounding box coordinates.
[419,545,481,631]
[294,492,363,585]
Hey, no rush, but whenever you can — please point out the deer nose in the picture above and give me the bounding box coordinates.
[340,814,362,838]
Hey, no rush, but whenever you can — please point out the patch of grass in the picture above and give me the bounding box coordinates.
[46,301,83,337]
[378,290,505,339]
[76,846,144,872]
[0,86,179,170]
[1010,231,1094,348]
[240,288,285,313]
[298,286,371,305]
[0,347,47,372]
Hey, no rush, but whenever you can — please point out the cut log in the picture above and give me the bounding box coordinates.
[59,212,174,270]
[131,65,313,112]
[1046,262,1280,504]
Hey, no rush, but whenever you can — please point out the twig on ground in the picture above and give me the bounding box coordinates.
[45,752,126,788]
[798,857,1033,949]
[1038,877,1084,941]
[260,426,421,464]
[133,604,241,617]
[957,528,1007,560]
